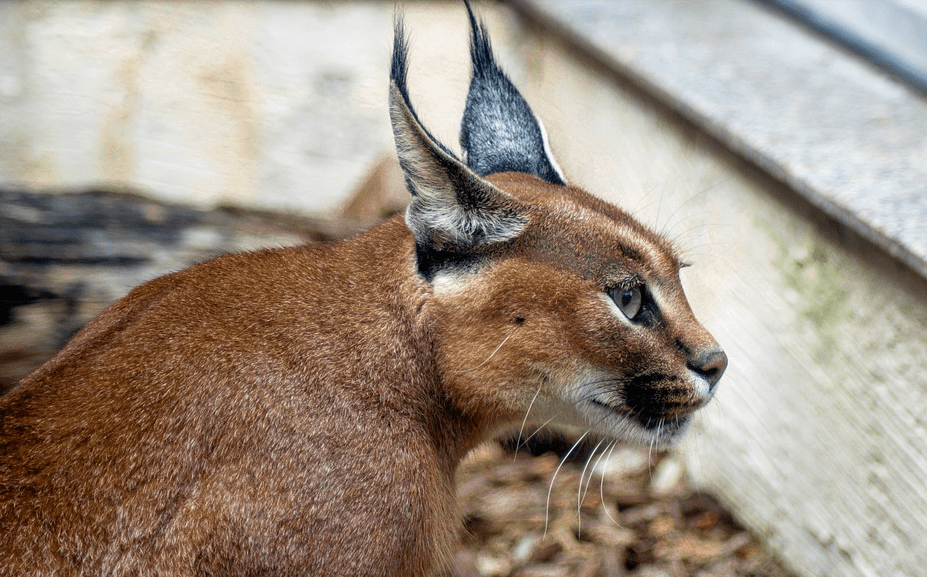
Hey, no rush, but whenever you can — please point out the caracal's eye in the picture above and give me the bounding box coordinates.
[614,286,643,320]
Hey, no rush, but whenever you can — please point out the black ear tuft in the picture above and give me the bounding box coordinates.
[390,15,458,161]
[389,13,529,281]
[460,1,566,186]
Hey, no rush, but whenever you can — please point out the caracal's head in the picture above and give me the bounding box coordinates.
[390,3,727,447]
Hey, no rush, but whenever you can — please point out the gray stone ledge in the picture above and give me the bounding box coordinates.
[509,0,927,280]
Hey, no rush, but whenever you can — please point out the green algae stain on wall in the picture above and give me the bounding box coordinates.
[757,216,852,363]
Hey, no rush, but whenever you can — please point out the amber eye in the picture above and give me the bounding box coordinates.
[614,286,642,320]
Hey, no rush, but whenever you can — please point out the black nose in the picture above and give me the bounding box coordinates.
[687,349,727,391]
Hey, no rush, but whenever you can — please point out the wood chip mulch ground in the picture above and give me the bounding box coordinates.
[446,443,796,577]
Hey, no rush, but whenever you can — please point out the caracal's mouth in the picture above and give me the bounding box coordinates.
[587,397,696,446]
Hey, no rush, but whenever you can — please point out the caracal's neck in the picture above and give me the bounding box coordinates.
[328,216,491,473]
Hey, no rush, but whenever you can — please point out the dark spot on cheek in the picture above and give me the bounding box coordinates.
[514,315,526,325]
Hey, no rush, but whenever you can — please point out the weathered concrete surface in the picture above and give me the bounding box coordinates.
[508,2,927,576]
[0,2,513,215]
[0,1,398,213]
[515,0,927,282]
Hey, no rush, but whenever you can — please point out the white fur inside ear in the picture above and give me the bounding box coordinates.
[405,188,525,250]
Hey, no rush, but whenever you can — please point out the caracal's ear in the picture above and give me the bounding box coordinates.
[460,0,566,186]
[390,16,528,279]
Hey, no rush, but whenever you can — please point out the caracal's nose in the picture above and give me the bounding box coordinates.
[688,349,728,392]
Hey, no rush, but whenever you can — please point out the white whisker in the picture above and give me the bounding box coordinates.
[514,384,544,461]
[658,176,732,238]
[521,415,559,447]
[599,440,622,526]
[648,426,657,480]
[466,325,520,373]
[545,429,591,536]
[576,436,607,536]
[582,437,611,507]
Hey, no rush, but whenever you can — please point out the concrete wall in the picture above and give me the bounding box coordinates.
[0,1,516,215]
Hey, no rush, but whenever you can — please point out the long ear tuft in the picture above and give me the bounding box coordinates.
[389,15,528,280]
[459,0,566,186]
[390,15,458,162]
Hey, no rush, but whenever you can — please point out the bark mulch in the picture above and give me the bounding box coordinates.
[447,443,796,577]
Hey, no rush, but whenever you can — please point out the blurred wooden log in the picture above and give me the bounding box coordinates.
[0,187,360,393]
